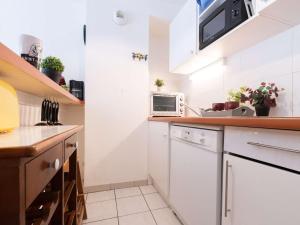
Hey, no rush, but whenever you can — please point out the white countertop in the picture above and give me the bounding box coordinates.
[0,126,78,149]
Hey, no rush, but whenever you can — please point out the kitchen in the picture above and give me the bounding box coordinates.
[0,0,300,225]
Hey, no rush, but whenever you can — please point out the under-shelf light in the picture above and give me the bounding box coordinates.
[189,58,226,81]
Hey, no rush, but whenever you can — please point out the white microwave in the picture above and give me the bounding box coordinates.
[150,92,185,117]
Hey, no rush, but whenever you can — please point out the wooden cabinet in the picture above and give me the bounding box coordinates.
[25,143,63,208]
[222,154,300,225]
[169,0,198,73]
[0,126,86,225]
[148,121,170,199]
[64,134,78,162]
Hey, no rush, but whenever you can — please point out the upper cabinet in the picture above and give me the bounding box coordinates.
[169,0,300,75]
[169,0,198,73]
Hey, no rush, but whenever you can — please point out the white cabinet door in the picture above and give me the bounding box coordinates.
[222,154,300,225]
[169,0,198,73]
[148,121,169,198]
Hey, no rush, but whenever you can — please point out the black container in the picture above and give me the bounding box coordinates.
[255,105,270,116]
[70,80,84,100]
[42,68,62,83]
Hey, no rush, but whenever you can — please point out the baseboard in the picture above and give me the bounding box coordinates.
[84,179,148,193]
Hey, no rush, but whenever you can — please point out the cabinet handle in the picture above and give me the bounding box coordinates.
[225,160,232,218]
[67,141,79,149]
[49,158,60,171]
[247,142,300,154]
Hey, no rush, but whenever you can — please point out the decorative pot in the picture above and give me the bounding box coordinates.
[255,105,270,116]
[42,68,62,84]
[156,86,162,92]
[225,101,240,110]
[212,103,225,111]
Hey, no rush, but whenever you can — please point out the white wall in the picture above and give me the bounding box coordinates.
[0,0,86,82]
[85,0,184,188]
[181,24,300,117]
[149,17,183,93]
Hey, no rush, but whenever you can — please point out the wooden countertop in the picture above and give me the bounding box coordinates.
[0,125,83,158]
[148,117,300,131]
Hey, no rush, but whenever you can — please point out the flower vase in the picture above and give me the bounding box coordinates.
[255,105,270,116]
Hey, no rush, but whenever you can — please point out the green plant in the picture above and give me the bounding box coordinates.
[155,79,164,87]
[41,56,65,73]
[243,82,284,107]
[227,87,247,102]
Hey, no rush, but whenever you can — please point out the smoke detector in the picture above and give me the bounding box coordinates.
[113,10,127,25]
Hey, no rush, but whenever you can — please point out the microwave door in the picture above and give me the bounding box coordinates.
[199,1,230,50]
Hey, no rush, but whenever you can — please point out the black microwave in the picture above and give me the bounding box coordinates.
[199,0,250,50]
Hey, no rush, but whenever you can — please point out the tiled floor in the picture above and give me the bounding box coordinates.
[83,185,182,225]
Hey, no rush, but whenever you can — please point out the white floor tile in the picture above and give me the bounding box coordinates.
[84,218,118,225]
[152,208,182,225]
[117,195,149,216]
[144,193,167,210]
[140,185,157,195]
[87,190,115,203]
[85,200,117,223]
[115,187,141,198]
[119,211,156,225]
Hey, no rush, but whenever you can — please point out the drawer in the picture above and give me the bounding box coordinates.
[26,143,63,207]
[64,134,78,162]
[224,126,300,171]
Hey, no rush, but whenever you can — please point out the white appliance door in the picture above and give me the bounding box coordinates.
[222,154,300,225]
[170,138,221,225]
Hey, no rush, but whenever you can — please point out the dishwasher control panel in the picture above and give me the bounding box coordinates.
[171,125,223,153]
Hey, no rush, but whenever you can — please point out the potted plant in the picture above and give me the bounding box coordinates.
[225,87,247,110]
[41,56,65,83]
[155,79,164,92]
[243,82,284,116]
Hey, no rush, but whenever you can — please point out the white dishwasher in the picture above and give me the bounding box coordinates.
[169,124,223,225]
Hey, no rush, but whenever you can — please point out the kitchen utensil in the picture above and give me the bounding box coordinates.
[35,99,48,126]
[53,102,62,125]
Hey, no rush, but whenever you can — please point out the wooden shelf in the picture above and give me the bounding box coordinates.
[0,43,84,105]
[174,0,299,75]
[77,195,85,225]
[64,210,76,225]
[26,192,59,225]
[64,180,76,209]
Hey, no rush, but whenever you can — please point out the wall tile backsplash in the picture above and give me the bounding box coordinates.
[182,23,300,117]
[17,91,43,126]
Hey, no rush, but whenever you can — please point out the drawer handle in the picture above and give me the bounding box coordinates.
[49,159,60,171]
[67,141,78,149]
[247,142,300,154]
